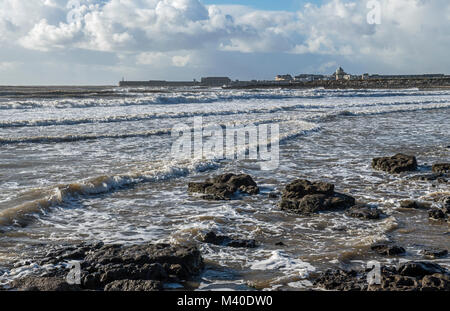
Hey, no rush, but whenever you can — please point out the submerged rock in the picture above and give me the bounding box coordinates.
[202,231,257,248]
[188,173,259,200]
[372,153,417,174]
[432,163,450,174]
[279,179,355,215]
[314,261,450,291]
[345,204,382,220]
[371,243,406,256]
[5,243,204,292]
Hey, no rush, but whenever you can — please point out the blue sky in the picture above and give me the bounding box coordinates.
[0,0,450,85]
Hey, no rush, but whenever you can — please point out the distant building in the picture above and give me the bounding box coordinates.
[275,74,293,81]
[333,67,348,80]
[201,77,232,86]
[294,74,325,82]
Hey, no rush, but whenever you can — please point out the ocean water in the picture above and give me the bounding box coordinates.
[0,86,449,290]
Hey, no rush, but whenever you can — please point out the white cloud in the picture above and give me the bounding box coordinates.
[1,0,450,78]
[172,54,191,67]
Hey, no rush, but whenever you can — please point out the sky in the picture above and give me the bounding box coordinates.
[1,0,450,85]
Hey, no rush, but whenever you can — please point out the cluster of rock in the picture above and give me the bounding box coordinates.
[372,153,418,174]
[5,243,203,291]
[188,173,259,200]
[314,261,450,291]
[279,179,356,215]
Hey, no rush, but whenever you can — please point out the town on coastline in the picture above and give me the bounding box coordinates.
[118,67,450,89]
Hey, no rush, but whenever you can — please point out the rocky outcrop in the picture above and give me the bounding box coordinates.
[314,261,450,291]
[188,173,259,200]
[372,154,417,174]
[345,205,382,220]
[202,231,257,248]
[6,243,203,291]
[371,243,406,256]
[432,163,450,174]
[279,179,355,215]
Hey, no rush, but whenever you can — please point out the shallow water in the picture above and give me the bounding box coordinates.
[0,86,449,290]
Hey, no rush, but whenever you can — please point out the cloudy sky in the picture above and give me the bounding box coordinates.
[1,0,450,85]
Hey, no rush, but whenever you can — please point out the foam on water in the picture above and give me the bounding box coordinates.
[0,87,449,290]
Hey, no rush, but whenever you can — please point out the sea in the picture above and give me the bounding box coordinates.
[0,85,449,290]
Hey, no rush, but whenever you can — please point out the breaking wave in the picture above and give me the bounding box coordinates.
[0,159,220,227]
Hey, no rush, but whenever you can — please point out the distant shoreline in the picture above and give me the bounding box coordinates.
[223,77,450,90]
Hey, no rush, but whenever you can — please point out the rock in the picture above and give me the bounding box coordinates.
[421,274,450,291]
[428,208,449,221]
[443,197,450,208]
[411,173,448,183]
[9,277,81,291]
[372,153,417,174]
[422,249,448,259]
[188,173,259,200]
[345,205,382,220]
[7,243,204,291]
[104,280,162,291]
[371,243,405,256]
[399,200,431,209]
[432,163,450,174]
[313,269,366,291]
[282,179,334,199]
[268,192,280,199]
[314,261,450,291]
[279,179,355,215]
[202,231,257,248]
[398,261,447,278]
[275,242,286,246]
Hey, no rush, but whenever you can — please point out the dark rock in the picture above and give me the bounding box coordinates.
[282,179,334,199]
[313,269,366,291]
[202,231,257,248]
[188,173,259,200]
[279,179,355,215]
[398,261,447,278]
[422,249,448,259]
[371,243,405,256]
[104,280,162,291]
[7,243,203,292]
[372,153,417,174]
[421,274,450,291]
[399,200,431,209]
[10,277,81,291]
[268,192,280,199]
[345,205,382,220]
[428,208,448,221]
[314,261,449,291]
[432,163,450,174]
[411,173,448,183]
[275,242,286,246]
